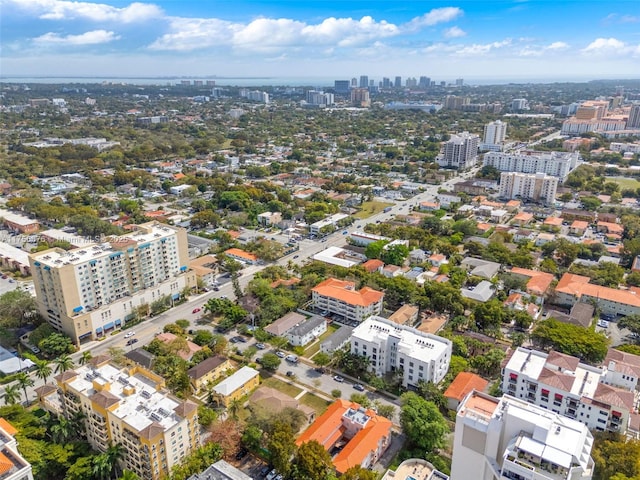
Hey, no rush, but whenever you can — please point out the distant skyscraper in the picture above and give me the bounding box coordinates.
[455,78,464,86]
[359,75,369,88]
[483,120,508,144]
[512,98,528,111]
[382,77,391,88]
[334,80,350,95]
[394,76,402,88]
[405,77,417,88]
[419,76,430,88]
[627,104,640,129]
[351,78,358,87]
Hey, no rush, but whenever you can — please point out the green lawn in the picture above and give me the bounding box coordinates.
[261,376,303,398]
[299,393,331,414]
[304,324,340,357]
[605,176,640,190]
[354,201,394,219]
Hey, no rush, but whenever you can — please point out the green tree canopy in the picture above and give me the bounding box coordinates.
[531,319,608,364]
[399,392,449,452]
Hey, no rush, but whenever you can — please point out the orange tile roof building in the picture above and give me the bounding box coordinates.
[444,372,489,410]
[509,267,555,296]
[0,418,33,480]
[554,273,640,317]
[224,248,258,264]
[312,278,384,324]
[296,400,392,474]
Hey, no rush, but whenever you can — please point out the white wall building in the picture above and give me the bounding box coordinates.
[499,172,559,205]
[0,418,34,480]
[438,132,480,170]
[309,213,349,236]
[502,348,637,436]
[451,391,595,480]
[285,315,327,347]
[350,316,452,388]
[483,120,508,144]
[483,150,580,182]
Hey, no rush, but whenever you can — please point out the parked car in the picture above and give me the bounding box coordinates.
[266,470,278,480]
[315,367,326,374]
[353,383,365,392]
[259,466,271,477]
[275,351,286,358]
[30,346,41,354]
[192,308,201,314]
[124,331,136,338]
[235,448,248,460]
[333,375,345,383]
[293,255,299,259]
[255,343,266,350]
[286,371,295,377]
[285,355,298,363]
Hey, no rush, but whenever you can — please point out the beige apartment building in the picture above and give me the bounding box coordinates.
[29,222,196,345]
[46,356,199,480]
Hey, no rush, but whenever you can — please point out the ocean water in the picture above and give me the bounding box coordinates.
[0,74,624,88]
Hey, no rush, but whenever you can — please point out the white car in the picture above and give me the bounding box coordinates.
[124,331,136,338]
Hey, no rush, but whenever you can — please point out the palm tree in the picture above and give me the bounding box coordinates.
[228,398,242,421]
[50,415,72,444]
[79,351,93,365]
[91,453,112,480]
[3,384,20,405]
[118,470,140,480]
[15,373,33,403]
[34,359,52,384]
[106,443,125,479]
[54,354,74,373]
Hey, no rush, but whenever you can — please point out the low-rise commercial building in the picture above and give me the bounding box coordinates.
[350,316,451,388]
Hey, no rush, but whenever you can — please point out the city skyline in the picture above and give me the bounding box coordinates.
[1,0,640,80]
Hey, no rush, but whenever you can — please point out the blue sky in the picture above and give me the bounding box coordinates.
[1,0,639,81]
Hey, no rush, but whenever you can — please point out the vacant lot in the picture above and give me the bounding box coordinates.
[354,200,394,219]
[299,393,331,414]
[261,376,303,398]
[606,176,640,190]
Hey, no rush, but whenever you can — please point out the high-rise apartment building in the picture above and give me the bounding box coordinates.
[418,76,430,88]
[499,172,558,205]
[628,104,640,129]
[483,120,508,145]
[511,98,529,111]
[50,357,199,480]
[437,132,479,170]
[29,222,196,345]
[483,150,580,181]
[455,78,464,86]
[359,75,369,88]
[350,88,370,108]
[350,316,451,388]
[451,391,595,480]
[381,77,391,88]
[305,90,334,107]
[394,76,402,88]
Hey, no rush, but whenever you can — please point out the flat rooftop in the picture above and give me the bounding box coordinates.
[66,363,181,434]
[32,223,177,267]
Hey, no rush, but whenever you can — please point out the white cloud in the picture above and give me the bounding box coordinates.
[33,29,120,45]
[149,11,449,52]
[405,7,463,30]
[518,41,569,57]
[5,0,162,23]
[455,39,511,56]
[581,37,640,57]
[443,26,466,38]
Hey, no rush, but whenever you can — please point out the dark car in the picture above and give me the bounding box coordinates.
[126,338,139,346]
[293,255,299,259]
[286,371,295,377]
[353,383,365,392]
[259,466,271,477]
[235,448,248,460]
[315,367,326,374]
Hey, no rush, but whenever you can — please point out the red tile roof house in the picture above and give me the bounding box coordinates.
[444,372,489,410]
[296,399,392,474]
